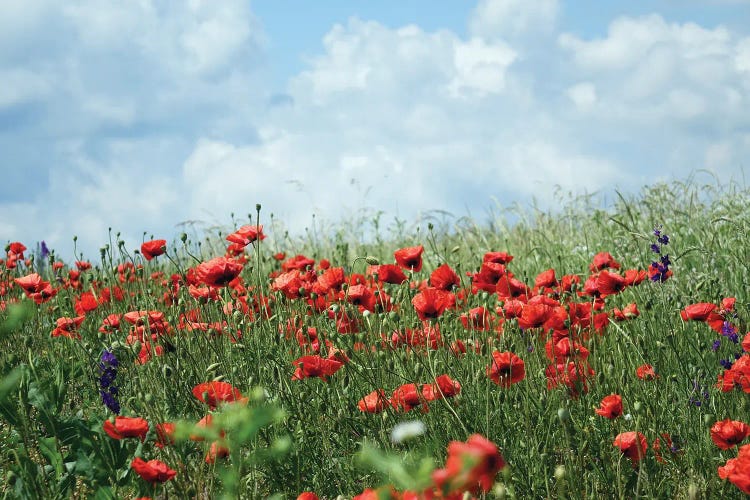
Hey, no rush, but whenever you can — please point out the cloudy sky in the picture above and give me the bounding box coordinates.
[1,0,749,260]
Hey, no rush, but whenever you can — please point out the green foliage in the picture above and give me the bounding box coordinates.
[1,178,750,497]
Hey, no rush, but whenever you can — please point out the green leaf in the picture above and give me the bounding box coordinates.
[0,365,24,402]
[91,486,116,500]
[0,301,35,339]
[356,442,416,491]
[38,436,64,479]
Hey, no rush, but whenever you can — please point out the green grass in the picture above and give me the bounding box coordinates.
[2,178,750,498]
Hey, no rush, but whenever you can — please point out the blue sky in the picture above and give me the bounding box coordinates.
[1,0,749,260]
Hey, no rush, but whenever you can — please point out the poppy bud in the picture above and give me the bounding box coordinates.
[365,256,379,265]
[180,233,188,243]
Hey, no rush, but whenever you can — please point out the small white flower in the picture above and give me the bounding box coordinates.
[390,420,425,444]
[623,413,632,421]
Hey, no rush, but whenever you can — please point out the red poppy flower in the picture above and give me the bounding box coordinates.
[367,264,407,284]
[486,351,525,387]
[297,493,319,500]
[719,444,750,494]
[636,364,657,380]
[595,394,623,419]
[123,309,165,326]
[534,268,557,288]
[282,254,315,272]
[680,303,717,321]
[14,273,43,293]
[291,355,343,381]
[103,416,149,441]
[192,381,245,410]
[141,239,167,261]
[344,284,376,312]
[195,257,243,287]
[623,269,647,286]
[390,323,443,350]
[394,245,424,272]
[98,313,122,334]
[422,374,461,401]
[316,267,345,293]
[471,261,507,292]
[545,361,594,397]
[14,273,57,304]
[496,275,530,299]
[411,287,455,321]
[74,292,99,316]
[545,337,590,363]
[432,434,505,494]
[130,457,176,484]
[8,242,27,257]
[358,389,389,413]
[613,303,640,321]
[51,316,85,339]
[501,299,524,319]
[460,306,492,331]
[483,251,513,264]
[272,271,305,299]
[75,261,92,271]
[596,270,627,297]
[155,422,176,448]
[430,263,460,290]
[711,419,750,450]
[205,441,230,464]
[717,354,750,393]
[613,431,647,463]
[590,251,621,272]
[517,303,555,330]
[391,383,426,413]
[226,225,265,247]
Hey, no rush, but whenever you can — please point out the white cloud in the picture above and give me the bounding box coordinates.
[0,2,749,261]
[449,38,517,97]
[737,37,750,74]
[566,82,596,110]
[469,0,559,40]
[0,68,51,108]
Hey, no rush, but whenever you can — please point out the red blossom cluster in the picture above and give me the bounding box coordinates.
[358,374,462,414]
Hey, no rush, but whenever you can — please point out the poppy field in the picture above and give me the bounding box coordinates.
[2,180,750,499]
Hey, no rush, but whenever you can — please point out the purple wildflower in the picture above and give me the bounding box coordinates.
[648,226,671,282]
[99,350,120,414]
[720,359,734,370]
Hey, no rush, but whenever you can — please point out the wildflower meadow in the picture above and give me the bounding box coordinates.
[2,179,750,499]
